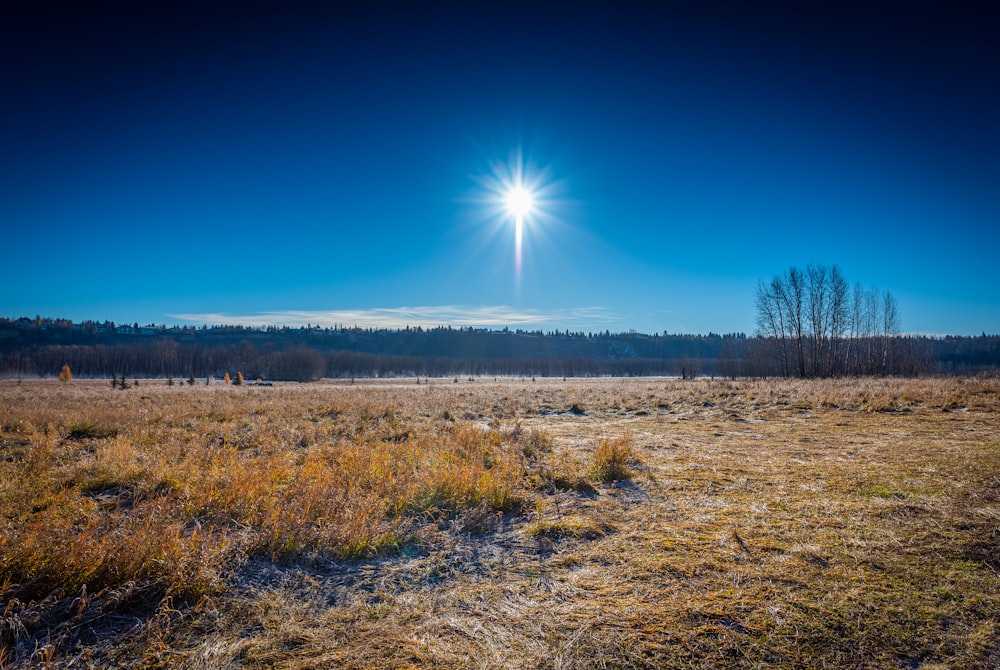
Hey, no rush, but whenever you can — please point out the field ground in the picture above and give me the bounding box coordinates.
[1,376,998,668]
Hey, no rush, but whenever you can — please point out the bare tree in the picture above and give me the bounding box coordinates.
[781,267,807,378]
[755,265,902,377]
[807,264,828,377]
[880,291,900,374]
[827,266,849,375]
[755,279,790,377]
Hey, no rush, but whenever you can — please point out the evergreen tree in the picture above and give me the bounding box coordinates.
[58,364,72,382]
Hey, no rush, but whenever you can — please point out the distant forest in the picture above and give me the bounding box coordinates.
[2,317,998,381]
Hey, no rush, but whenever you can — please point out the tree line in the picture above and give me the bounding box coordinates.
[2,297,998,381]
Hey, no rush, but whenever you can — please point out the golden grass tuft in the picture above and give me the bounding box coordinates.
[589,432,638,482]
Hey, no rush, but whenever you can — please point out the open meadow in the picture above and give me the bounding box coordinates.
[1,376,998,669]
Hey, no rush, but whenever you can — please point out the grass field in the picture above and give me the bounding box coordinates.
[1,376,998,668]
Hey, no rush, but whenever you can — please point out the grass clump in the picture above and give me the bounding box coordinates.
[589,433,638,482]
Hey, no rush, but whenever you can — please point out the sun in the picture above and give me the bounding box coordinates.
[467,147,563,290]
[505,184,535,219]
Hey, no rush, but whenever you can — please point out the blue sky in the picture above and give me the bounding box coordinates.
[3,1,998,335]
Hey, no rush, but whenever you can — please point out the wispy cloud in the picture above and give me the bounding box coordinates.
[169,305,620,330]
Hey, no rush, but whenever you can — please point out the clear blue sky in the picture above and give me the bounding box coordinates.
[3,1,998,335]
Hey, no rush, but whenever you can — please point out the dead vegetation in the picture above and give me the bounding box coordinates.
[1,376,998,668]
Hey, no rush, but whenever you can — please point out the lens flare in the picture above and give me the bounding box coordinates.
[505,183,535,276]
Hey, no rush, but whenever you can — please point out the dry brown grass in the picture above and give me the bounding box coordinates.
[1,376,999,668]
[589,433,639,483]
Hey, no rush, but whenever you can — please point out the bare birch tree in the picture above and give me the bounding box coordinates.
[755,264,901,377]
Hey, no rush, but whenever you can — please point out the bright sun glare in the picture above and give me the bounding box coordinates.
[505,184,535,219]
[474,148,559,289]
